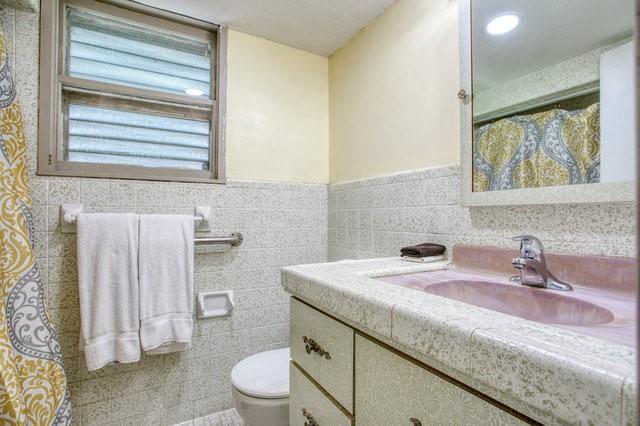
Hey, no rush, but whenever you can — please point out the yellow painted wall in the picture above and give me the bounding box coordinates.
[226,30,329,183]
[329,0,460,183]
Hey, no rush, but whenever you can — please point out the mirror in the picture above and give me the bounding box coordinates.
[461,0,636,204]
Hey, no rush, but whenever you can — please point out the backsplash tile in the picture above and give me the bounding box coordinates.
[328,165,636,260]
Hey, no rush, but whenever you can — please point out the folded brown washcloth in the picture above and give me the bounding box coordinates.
[400,243,446,258]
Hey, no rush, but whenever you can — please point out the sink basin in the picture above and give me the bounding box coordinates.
[419,280,614,326]
[380,268,635,346]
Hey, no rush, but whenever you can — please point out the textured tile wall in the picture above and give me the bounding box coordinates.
[328,164,636,261]
[2,7,327,425]
[0,0,37,12]
[39,177,326,425]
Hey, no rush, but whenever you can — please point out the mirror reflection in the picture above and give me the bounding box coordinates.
[471,0,634,192]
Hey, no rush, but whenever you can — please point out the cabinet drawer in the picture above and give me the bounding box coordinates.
[290,298,354,413]
[290,362,352,426]
[355,335,528,426]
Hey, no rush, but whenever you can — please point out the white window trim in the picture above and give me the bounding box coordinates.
[38,0,227,183]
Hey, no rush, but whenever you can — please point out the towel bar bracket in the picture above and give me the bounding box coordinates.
[60,204,82,233]
[194,205,211,231]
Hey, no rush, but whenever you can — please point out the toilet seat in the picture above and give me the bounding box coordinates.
[231,347,290,399]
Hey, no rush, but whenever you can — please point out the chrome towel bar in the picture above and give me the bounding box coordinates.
[195,233,243,246]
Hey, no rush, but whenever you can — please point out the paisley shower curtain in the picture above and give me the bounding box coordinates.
[0,27,71,424]
[473,103,600,192]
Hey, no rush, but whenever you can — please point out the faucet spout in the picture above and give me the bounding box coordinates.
[511,235,573,291]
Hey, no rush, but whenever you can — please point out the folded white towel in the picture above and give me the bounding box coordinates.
[139,214,194,354]
[77,213,141,371]
[400,255,445,263]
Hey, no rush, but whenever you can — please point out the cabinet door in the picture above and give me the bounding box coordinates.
[290,298,354,412]
[290,362,353,426]
[355,335,528,426]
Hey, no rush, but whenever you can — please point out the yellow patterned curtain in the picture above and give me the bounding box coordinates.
[473,103,600,192]
[0,27,71,424]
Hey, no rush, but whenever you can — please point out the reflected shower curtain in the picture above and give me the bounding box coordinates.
[473,103,600,192]
[0,28,71,424]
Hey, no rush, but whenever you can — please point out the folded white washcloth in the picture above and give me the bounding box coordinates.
[77,213,141,371]
[139,214,194,354]
[400,255,445,263]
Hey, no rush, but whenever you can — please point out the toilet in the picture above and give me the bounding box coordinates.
[231,347,290,426]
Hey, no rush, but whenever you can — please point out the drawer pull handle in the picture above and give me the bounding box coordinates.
[409,418,422,426]
[302,408,319,426]
[303,336,331,360]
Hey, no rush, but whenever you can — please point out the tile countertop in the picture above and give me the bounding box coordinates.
[281,257,637,426]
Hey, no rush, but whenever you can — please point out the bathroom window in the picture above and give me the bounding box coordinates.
[38,0,227,183]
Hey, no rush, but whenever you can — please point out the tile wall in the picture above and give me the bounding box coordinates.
[328,164,636,261]
[39,177,326,425]
[1,7,327,425]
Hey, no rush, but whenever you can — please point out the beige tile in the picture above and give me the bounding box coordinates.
[326,167,635,259]
[109,181,137,207]
[49,179,81,205]
[81,400,114,425]
[81,179,110,206]
[390,296,491,381]
[469,327,626,425]
[622,377,638,426]
[81,371,139,405]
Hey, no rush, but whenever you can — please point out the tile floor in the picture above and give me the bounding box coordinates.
[175,408,244,426]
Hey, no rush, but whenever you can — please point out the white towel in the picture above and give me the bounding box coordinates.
[400,255,446,263]
[77,213,141,371]
[139,214,194,354]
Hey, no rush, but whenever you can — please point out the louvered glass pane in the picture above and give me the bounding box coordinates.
[66,6,212,97]
[62,91,211,171]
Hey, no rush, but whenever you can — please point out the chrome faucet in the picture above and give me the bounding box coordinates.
[510,235,573,291]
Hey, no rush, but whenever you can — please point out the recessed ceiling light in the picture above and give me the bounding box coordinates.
[185,88,204,96]
[486,14,520,35]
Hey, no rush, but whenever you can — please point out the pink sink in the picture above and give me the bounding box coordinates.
[380,246,637,347]
[416,280,613,326]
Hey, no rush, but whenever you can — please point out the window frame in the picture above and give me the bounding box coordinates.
[38,0,227,183]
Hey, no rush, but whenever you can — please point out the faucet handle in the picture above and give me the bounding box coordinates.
[512,235,544,259]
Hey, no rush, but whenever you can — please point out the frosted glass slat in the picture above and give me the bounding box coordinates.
[69,26,210,70]
[68,105,209,134]
[70,41,210,82]
[68,136,209,161]
[69,120,209,148]
[68,152,205,170]
[69,57,210,95]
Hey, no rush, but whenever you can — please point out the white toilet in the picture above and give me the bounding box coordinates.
[231,347,290,426]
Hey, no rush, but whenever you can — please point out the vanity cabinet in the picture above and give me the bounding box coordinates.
[355,334,526,426]
[290,297,533,425]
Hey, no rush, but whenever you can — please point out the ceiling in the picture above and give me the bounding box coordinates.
[472,0,634,90]
[134,0,396,57]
